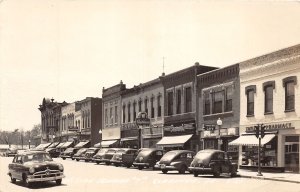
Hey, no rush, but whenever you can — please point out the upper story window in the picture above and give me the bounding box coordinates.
[105,108,108,125]
[110,107,113,124]
[245,85,256,116]
[283,76,297,112]
[225,86,233,112]
[263,81,275,114]
[144,98,148,115]
[176,89,181,114]
[150,97,154,118]
[204,92,210,115]
[127,103,131,122]
[114,106,118,124]
[213,91,223,114]
[122,105,126,123]
[138,100,142,112]
[133,102,136,121]
[167,91,174,116]
[185,87,192,113]
[157,94,162,117]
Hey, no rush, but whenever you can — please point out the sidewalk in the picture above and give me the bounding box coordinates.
[238,169,300,184]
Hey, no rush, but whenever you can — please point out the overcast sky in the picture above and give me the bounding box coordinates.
[1,0,300,131]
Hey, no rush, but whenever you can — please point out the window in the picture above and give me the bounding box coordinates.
[133,102,136,121]
[285,82,295,111]
[144,99,148,115]
[138,100,142,112]
[247,90,254,116]
[167,91,173,116]
[204,92,210,115]
[114,106,118,124]
[225,86,233,112]
[105,108,108,125]
[127,103,131,122]
[110,108,113,124]
[176,89,181,114]
[157,95,161,117]
[213,91,223,114]
[150,97,154,118]
[185,87,192,113]
[122,105,126,123]
[264,86,273,114]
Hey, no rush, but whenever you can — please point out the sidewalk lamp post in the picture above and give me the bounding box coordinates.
[99,129,102,148]
[28,139,31,149]
[217,118,222,150]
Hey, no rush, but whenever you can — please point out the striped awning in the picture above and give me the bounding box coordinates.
[101,140,118,147]
[121,137,138,142]
[156,134,193,147]
[229,134,276,146]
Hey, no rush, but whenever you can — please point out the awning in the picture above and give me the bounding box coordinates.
[229,134,276,146]
[61,141,73,148]
[156,134,193,147]
[94,143,101,148]
[48,142,59,148]
[35,143,51,150]
[101,140,118,148]
[74,141,90,148]
[121,137,138,142]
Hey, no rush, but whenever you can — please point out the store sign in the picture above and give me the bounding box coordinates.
[246,122,294,132]
[121,123,138,130]
[203,124,216,131]
[136,112,150,126]
[164,124,195,136]
[68,126,79,132]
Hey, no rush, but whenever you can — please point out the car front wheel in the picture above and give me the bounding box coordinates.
[213,168,221,177]
[56,179,62,185]
[162,170,168,174]
[10,174,16,183]
[193,172,199,177]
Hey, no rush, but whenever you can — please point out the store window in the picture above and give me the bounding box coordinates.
[167,91,173,116]
[176,89,181,114]
[213,91,223,114]
[185,87,192,113]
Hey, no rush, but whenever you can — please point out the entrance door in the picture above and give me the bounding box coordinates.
[285,136,299,173]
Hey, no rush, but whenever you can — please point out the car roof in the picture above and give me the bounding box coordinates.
[166,150,194,154]
[17,150,49,156]
[140,148,163,152]
[198,149,224,153]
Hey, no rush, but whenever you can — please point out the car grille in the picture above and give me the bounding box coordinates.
[32,169,61,178]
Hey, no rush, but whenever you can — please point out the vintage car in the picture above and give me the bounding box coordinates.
[110,148,137,167]
[92,148,109,164]
[155,150,195,174]
[45,148,61,158]
[73,148,88,161]
[60,148,79,160]
[81,147,100,162]
[133,148,164,170]
[188,149,238,177]
[8,150,65,187]
[99,148,119,165]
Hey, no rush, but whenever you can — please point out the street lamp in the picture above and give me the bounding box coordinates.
[28,140,31,149]
[217,118,222,150]
[99,129,102,148]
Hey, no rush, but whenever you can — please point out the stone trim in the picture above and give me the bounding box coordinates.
[245,85,256,95]
[282,76,297,87]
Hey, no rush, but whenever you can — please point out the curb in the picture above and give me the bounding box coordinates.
[239,174,300,184]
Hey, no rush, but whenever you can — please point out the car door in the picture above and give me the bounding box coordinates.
[14,155,23,180]
[9,156,18,178]
[186,152,195,166]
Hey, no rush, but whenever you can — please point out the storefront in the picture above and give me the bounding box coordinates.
[157,123,197,152]
[120,123,139,148]
[231,121,300,173]
[142,124,163,148]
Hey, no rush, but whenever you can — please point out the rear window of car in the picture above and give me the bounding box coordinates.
[107,149,116,153]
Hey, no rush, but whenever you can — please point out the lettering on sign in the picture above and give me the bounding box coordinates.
[246,122,294,132]
[203,124,216,131]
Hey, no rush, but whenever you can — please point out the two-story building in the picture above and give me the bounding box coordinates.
[121,78,164,148]
[230,44,300,173]
[102,81,126,148]
[197,64,240,162]
[157,63,217,151]
[61,102,76,142]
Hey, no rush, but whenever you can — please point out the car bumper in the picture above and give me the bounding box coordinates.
[154,165,176,170]
[60,155,72,158]
[110,160,122,164]
[27,174,65,183]
[133,162,150,167]
[188,166,213,173]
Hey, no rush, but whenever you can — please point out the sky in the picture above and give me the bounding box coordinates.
[1,0,300,131]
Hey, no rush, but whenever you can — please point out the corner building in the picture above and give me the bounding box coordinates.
[236,44,300,173]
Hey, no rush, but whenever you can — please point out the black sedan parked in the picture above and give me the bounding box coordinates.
[155,150,195,174]
[188,149,238,177]
[73,148,88,161]
[60,148,78,160]
[133,148,164,170]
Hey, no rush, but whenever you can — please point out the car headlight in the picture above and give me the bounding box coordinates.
[58,164,64,171]
[29,167,35,174]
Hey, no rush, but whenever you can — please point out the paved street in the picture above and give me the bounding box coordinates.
[0,156,299,192]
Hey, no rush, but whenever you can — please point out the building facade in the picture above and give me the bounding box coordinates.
[237,45,300,173]
[197,64,240,162]
[121,78,164,148]
[38,98,67,143]
[102,81,126,147]
[157,63,217,152]
[61,102,76,142]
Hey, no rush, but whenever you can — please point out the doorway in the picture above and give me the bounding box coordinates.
[284,136,299,173]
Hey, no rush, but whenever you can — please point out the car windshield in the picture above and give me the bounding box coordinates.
[195,151,212,161]
[96,149,108,155]
[160,151,177,161]
[23,153,53,162]
[64,148,74,153]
